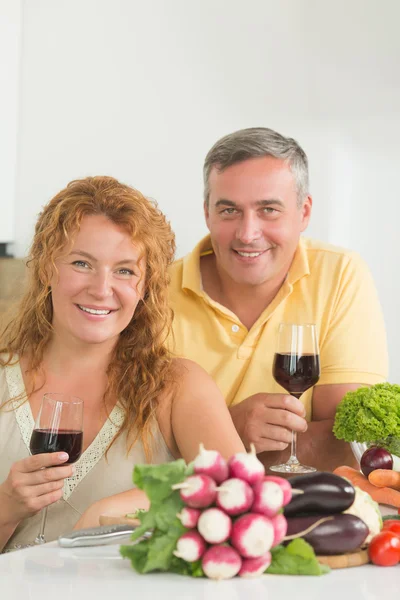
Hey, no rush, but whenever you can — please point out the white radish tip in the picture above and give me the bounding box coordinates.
[249,443,257,456]
[291,489,305,495]
[171,483,189,490]
[199,443,205,453]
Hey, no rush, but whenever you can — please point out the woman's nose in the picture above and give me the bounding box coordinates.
[87,271,112,298]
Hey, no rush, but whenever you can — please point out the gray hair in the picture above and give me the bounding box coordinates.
[203,127,309,206]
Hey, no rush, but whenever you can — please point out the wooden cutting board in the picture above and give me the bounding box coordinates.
[317,549,369,569]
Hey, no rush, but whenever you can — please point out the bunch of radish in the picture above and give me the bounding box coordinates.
[172,444,293,580]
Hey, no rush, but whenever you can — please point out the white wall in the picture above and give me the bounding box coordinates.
[0,0,22,242]
[4,0,400,379]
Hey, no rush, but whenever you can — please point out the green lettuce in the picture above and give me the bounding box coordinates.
[333,383,400,455]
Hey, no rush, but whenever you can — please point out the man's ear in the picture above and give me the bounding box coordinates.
[204,200,210,227]
[300,195,312,232]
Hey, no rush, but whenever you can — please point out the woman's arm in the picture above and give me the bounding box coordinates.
[159,358,245,462]
[73,487,149,530]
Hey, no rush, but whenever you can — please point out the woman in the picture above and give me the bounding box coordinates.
[0,176,244,552]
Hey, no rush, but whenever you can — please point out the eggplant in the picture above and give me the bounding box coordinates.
[286,513,369,555]
[284,472,355,517]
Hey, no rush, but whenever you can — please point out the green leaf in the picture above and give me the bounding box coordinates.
[133,460,188,502]
[266,540,330,576]
[121,459,190,572]
[120,539,150,573]
[142,523,186,573]
[169,555,204,577]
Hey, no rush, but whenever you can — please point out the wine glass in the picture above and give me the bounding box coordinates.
[270,323,320,474]
[29,393,84,544]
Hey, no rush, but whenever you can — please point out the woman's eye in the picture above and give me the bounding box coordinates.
[72,260,90,268]
[117,268,136,276]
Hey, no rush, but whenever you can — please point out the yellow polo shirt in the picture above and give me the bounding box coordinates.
[168,236,388,420]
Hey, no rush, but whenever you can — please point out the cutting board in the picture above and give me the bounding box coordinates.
[317,549,369,569]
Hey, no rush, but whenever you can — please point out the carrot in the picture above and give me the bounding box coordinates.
[333,466,400,508]
[368,469,400,490]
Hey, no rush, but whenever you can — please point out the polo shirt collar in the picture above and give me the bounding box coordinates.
[181,234,310,294]
[286,237,310,286]
[182,235,212,295]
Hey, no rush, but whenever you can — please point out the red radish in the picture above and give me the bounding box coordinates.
[197,507,232,544]
[173,531,207,562]
[270,513,288,546]
[176,507,201,529]
[202,545,242,580]
[231,513,274,558]
[193,443,229,484]
[228,444,264,485]
[263,475,293,506]
[172,474,217,508]
[252,479,284,517]
[216,478,254,516]
[239,552,272,577]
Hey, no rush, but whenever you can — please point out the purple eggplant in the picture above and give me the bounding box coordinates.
[284,471,355,517]
[286,513,369,555]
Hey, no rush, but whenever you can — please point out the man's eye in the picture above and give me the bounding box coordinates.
[221,208,237,215]
[72,260,89,268]
[263,207,278,214]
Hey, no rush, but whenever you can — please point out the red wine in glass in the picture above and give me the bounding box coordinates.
[273,353,320,399]
[270,323,320,474]
[29,393,84,544]
[30,429,83,464]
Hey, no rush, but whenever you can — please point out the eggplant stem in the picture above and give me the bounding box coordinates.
[283,516,334,540]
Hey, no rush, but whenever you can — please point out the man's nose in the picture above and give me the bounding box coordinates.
[236,215,262,245]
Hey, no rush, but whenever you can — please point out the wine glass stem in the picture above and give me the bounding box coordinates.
[35,506,48,545]
[288,431,300,465]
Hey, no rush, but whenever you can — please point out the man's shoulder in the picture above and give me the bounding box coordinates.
[168,258,184,301]
[169,256,184,280]
[301,237,362,268]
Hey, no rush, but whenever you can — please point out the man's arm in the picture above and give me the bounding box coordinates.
[258,383,362,472]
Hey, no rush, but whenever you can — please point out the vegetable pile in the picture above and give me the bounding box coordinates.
[283,472,370,555]
[120,444,329,579]
[333,383,400,456]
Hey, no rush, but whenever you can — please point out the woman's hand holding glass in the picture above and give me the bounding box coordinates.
[0,452,73,527]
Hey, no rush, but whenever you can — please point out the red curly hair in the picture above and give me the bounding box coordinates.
[0,176,176,458]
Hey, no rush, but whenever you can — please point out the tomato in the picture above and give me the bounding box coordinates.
[382,521,400,537]
[368,531,400,566]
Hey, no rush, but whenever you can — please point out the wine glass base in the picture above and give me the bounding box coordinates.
[269,462,316,474]
[34,534,46,545]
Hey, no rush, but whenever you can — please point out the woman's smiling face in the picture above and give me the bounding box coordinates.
[50,214,145,347]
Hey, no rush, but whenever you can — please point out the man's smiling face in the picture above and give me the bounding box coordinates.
[205,156,312,288]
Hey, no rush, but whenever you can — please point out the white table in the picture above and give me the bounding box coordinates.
[0,540,399,600]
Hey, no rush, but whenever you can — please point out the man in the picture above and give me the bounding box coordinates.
[168,127,388,472]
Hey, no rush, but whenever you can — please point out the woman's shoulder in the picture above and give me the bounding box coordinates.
[170,356,210,380]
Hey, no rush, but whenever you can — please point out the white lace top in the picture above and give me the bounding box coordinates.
[0,360,174,552]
